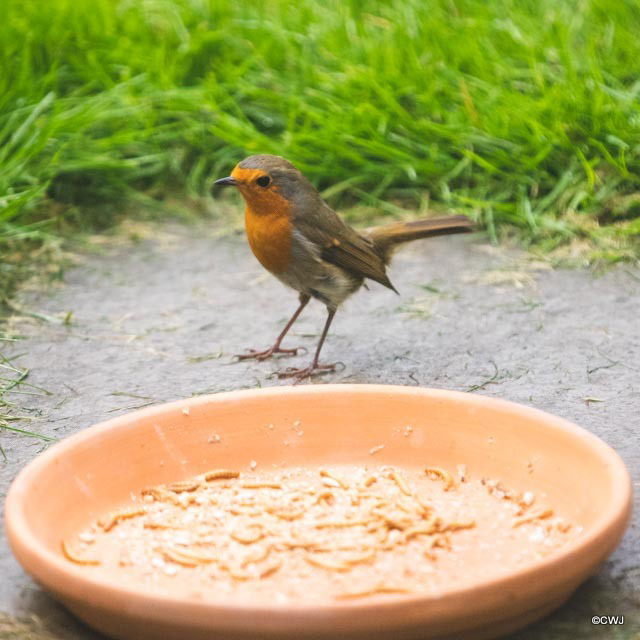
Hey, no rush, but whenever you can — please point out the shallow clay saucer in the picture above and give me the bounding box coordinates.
[5,385,632,640]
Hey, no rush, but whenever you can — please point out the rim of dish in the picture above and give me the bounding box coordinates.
[5,385,632,616]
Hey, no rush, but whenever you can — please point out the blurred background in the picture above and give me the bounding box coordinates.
[1,0,639,303]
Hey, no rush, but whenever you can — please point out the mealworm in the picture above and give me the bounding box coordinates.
[231,523,265,544]
[344,548,377,566]
[98,507,147,532]
[315,519,372,529]
[239,482,282,489]
[382,515,412,531]
[259,560,282,579]
[143,522,174,530]
[424,466,456,491]
[204,469,240,481]
[241,545,271,567]
[395,497,417,514]
[141,487,182,506]
[228,507,262,517]
[61,539,100,565]
[319,469,349,489]
[312,544,366,553]
[430,534,452,551]
[304,554,350,572]
[335,584,412,599]
[266,507,304,521]
[222,565,252,581]
[315,490,335,505]
[388,470,411,496]
[441,520,476,532]
[167,480,201,493]
[278,539,322,551]
[512,508,553,527]
[404,515,440,540]
[163,546,215,566]
[412,494,432,515]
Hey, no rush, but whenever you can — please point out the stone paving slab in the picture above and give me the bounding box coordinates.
[1,222,638,639]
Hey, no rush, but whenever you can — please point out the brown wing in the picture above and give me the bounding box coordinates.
[294,202,398,292]
[320,237,398,292]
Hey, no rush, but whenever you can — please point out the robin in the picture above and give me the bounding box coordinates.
[215,154,473,380]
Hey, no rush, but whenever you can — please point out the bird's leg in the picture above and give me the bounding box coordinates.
[278,307,338,381]
[236,294,310,361]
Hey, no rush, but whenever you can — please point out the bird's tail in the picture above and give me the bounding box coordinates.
[369,215,474,263]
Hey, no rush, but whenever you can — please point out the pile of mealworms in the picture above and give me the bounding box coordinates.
[62,464,576,601]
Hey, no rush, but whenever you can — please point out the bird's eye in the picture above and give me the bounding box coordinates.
[256,175,271,188]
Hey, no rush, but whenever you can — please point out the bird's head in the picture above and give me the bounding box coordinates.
[214,154,318,215]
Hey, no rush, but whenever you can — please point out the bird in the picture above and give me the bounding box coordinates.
[214,154,473,380]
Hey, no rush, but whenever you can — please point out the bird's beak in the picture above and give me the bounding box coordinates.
[214,176,238,187]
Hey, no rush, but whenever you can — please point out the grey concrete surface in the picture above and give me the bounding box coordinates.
[1,221,638,639]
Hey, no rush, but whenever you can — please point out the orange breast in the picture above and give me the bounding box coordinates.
[245,206,293,275]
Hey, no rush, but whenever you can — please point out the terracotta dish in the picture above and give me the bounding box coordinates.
[5,385,631,640]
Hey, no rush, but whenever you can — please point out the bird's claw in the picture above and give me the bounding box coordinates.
[235,345,305,362]
[276,361,342,383]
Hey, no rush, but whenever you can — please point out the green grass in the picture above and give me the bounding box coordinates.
[0,349,57,456]
[1,0,640,303]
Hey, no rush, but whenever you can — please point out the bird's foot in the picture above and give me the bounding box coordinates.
[235,345,304,362]
[277,361,342,382]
